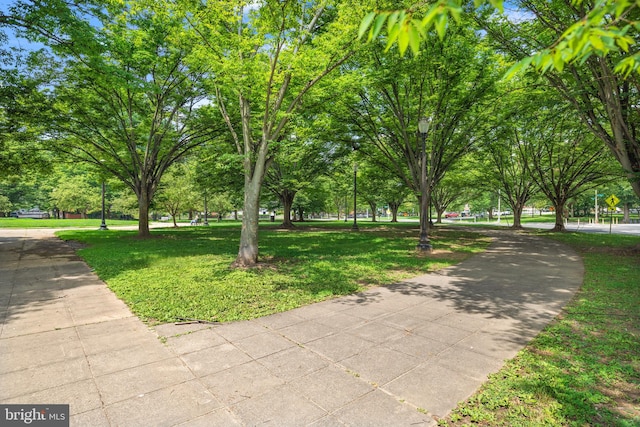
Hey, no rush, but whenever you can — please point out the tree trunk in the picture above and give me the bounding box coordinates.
[138,189,151,237]
[235,129,269,267]
[512,204,524,229]
[367,201,377,222]
[280,190,295,228]
[623,202,630,223]
[236,179,260,266]
[389,202,400,222]
[551,202,566,232]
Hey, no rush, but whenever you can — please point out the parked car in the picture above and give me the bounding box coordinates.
[15,208,50,219]
[444,212,459,218]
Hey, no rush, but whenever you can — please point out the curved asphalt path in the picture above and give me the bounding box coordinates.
[0,228,583,426]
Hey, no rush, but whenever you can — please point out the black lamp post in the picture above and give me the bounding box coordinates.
[417,116,432,251]
[203,193,209,226]
[99,180,108,230]
[352,162,359,231]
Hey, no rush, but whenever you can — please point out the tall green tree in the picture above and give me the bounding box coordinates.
[521,107,620,231]
[0,48,51,177]
[477,82,543,228]
[481,0,640,199]
[156,162,200,227]
[187,0,365,266]
[50,177,100,218]
[38,2,223,237]
[264,122,345,228]
[344,19,498,229]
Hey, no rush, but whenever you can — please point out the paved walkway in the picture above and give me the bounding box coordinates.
[0,228,583,426]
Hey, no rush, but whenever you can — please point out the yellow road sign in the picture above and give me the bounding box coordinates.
[605,194,619,209]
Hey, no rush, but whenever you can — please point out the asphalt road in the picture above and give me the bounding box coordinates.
[443,217,640,236]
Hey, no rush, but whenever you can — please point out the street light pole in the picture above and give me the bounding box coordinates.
[203,193,209,226]
[352,162,358,231]
[99,180,108,230]
[417,116,432,251]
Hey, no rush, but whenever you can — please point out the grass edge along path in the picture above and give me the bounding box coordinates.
[55,222,490,325]
[439,232,640,427]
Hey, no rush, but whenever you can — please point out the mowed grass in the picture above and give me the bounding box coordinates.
[440,232,640,427]
[56,222,490,324]
[0,217,138,228]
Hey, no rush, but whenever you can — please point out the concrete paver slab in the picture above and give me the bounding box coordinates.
[200,360,286,406]
[331,389,435,426]
[230,383,326,426]
[179,343,253,377]
[257,345,330,381]
[104,380,222,427]
[163,327,227,355]
[288,364,375,412]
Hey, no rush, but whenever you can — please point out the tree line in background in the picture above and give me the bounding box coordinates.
[1,0,639,267]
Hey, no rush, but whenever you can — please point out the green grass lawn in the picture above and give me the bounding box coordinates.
[439,232,640,427]
[0,217,139,228]
[56,222,489,324]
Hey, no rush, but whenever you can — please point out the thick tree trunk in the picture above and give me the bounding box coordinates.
[138,190,151,237]
[280,190,295,228]
[236,179,260,266]
[235,134,268,267]
[390,204,400,222]
[367,201,377,222]
[623,202,630,224]
[551,202,566,232]
[512,205,524,229]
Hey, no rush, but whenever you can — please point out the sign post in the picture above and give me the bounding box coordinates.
[605,194,620,234]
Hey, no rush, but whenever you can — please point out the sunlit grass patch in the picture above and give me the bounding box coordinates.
[56,223,489,324]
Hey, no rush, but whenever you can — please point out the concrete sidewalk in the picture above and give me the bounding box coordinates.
[0,228,583,426]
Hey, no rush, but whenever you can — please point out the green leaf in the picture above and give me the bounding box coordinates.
[385,20,402,52]
[614,0,632,18]
[552,51,565,72]
[387,11,400,34]
[435,13,447,40]
[398,23,410,55]
[358,12,376,40]
[589,34,605,52]
[408,22,421,55]
[421,4,441,30]
[488,0,504,14]
[616,34,634,52]
[369,13,389,41]
[503,57,532,80]
[446,0,463,22]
